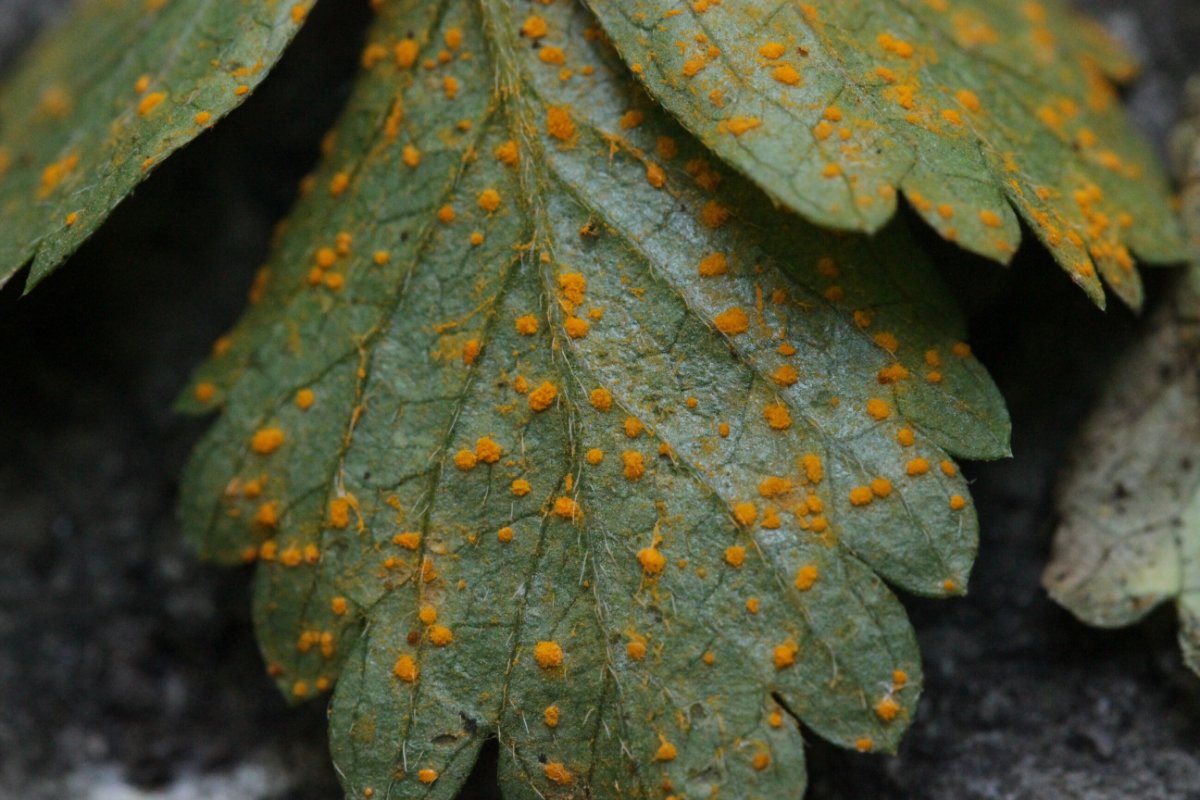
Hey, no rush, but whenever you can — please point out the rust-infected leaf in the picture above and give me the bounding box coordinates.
[585,0,1186,308]
[180,0,1010,797]
[0,0,313,293]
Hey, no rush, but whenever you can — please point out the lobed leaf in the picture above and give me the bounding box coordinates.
[181,0,1010,796]
[0,0,314,293]
[584,0,1186,308]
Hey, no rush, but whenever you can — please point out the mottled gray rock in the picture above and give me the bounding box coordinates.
[0,2,1197,799]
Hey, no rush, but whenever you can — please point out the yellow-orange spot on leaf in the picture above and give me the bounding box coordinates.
[547,491,580,518]
[906,458,931,476]
[251,428,285,454]
[515,314,540,335]
[763,403,791,430]
[534,640,564,668]
[385,532,420,553]
[770,363,799,387]
[622,451,646,480]
[866,398,891,420]
[849,486,873,506]
[543,762,572,786]
[253,502,279,528]
[564,316,589,338]
[538,45,565,65]
[521,15,549,38]
[979,210,1003,228]
[529,382,558,411]
[759,42,787,59]
[619,109,645,129]
[698,251,728,277]
[558,272,587,305]
[428,625,453,646]
[401,144,421,168]
[137,91,166,116]
[394,38,419,68]
[546,106,576,141]
[733,502,758,527]
[802,453,824,484]
[773,641,799,669]
[956,89,982,112]
[494,140,519,165]
[758,476,792,498]
[700,201,731,228]
[794,564,819,591]
[637,547,666,575]
[328,498,351,529]
[474,437,502,464]
[329,172,349,197]
[873,332,899,353]
[714,307,749,335]
[725,116,762,136]
[772,64,802,85]
[477,188,501,212]
[626,634,647,661]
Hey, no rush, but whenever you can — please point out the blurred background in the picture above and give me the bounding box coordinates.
[0,1,1198,798]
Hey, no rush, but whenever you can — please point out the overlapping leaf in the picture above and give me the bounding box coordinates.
[0,0,313,292]
[585,0,1186,307]
[180,0,1009,796]
[1045,89,1200,676]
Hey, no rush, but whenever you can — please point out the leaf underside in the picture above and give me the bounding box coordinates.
[181,0,1009,797]
[0,0,313,293]
[1045,103,1200,677]
[584,0,1186,308]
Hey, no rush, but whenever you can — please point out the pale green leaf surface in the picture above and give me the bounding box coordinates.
[180,0,1010,796]
[1044,271,1200,674]
[584,0,1186,308]
[1046,92,1200,676]
[0,0,314,292]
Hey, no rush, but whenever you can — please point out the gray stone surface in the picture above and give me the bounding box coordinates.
[0,2,1197,799]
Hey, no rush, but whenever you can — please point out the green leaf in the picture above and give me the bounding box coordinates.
[583,0,1186,308]
[180,0,1009,796]
[0,0,314,293]
[1045,90,1200,676]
